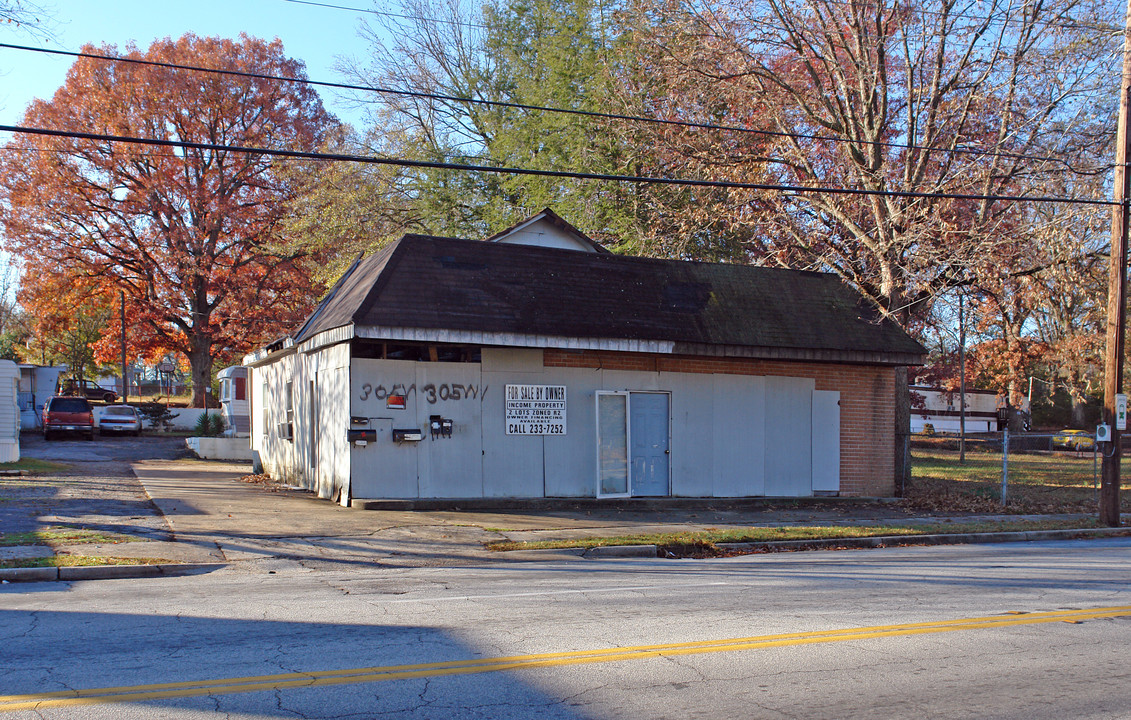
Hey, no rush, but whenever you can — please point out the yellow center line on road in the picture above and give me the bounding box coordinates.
[3,605,1129,712]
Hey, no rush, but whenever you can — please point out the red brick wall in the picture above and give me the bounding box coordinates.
[544,349,897,496]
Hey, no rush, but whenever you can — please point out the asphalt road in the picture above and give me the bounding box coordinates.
[2,538,1130,719]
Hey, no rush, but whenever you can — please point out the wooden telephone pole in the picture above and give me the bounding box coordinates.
[1100,1,1131,527]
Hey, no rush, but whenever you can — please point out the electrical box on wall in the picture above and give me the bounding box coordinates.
[1097,424,1111,443]
[393,428,424,443]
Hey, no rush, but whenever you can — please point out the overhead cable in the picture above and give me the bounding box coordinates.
[282,0,489,28]
[0,41,1105,172]
[282,0,1121,39]
[0,123,1115,207]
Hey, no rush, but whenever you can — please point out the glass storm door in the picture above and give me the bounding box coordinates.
[596,391,671,498]
[597,392,629,497]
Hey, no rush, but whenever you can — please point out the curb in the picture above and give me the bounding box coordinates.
[714,527,1131,554]
[0,562,227,583]
[583,544,658,558]
[516,527,1131,559]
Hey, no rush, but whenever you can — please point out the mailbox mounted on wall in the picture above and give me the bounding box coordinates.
[429,415,453,439]
[347,428,376,445]
[393,428,424,443]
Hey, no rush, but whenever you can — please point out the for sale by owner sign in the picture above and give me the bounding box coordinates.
[506,384,567,435]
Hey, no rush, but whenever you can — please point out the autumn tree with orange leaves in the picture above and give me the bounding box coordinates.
[16,270,116,383]
[0,34,336,406]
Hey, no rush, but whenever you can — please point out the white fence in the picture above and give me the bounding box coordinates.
[22,406,224,433]
[130,407,216,432]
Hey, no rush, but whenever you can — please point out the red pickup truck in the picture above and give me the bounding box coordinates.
[42,396,95,441]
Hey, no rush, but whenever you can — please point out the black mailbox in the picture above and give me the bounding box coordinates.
[393,428,424,442]
[347,428,376,444]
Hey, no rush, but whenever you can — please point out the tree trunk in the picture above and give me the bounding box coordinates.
[187,342,213,408]
[1071,399,1088,428]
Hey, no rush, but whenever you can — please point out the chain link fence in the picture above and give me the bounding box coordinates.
[1000,430,1098,506]
[911,431,1101,509]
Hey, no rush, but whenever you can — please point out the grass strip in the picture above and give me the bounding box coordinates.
[485,518,1104,552]
[0,555,166,569]
[0,458,70,475]
[0,527,142,547]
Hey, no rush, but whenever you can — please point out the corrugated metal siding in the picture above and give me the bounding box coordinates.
[0,361,21,462]
[264,349,846,501]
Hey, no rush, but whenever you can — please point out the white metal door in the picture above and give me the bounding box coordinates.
[630,392,671,496]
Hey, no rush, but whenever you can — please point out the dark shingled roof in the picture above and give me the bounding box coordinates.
[293,234,925,362]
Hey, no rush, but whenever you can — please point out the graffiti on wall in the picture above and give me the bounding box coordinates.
[358,382,488,404]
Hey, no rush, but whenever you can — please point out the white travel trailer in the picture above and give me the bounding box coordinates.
[17,364,66,430]
[0,360,20,462]
[909,386,1029,433]
[218,365,250,436]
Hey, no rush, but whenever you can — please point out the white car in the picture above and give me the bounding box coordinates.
[99,405,143,436]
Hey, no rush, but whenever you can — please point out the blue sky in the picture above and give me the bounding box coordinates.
[0,0,384,295]
[0,0,380,130]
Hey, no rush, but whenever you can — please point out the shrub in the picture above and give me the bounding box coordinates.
[923,423,936,436]
[137,402,179,432]
[193,412,226,437]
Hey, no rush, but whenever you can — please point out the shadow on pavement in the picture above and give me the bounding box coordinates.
[0,608,595,719]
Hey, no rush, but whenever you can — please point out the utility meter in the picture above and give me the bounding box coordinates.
[1096,424,1111,443]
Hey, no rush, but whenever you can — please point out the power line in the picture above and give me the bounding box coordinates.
[812,0,1122,34]
[0,123,1115,207]
[281,0,489,28]
[283,0,1123,39]
[0,41,1106,172]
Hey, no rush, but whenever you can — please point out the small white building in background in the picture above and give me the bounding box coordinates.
[218,365,250,437]
[0,360,20,462]
[17,364,66,430]
[909,385,1028,433]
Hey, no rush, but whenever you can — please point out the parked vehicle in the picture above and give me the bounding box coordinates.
[98,404,142,436]
[42,396,95,441]
[1051,429,1095,451]
[58,378,118,404]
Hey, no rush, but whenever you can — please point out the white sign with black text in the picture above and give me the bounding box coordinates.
[505,384,567,435]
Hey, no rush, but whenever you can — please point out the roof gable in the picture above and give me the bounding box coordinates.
[485,208,609,253]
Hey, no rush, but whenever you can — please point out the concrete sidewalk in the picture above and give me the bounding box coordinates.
[2,457,1123,581]
[95,461,1127,568]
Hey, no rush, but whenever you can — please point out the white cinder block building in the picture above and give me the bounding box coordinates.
[245,212,924,506]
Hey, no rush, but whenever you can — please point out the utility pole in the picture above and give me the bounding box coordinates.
[119,290,127,403]
[959,292,966,464]
[1100,1,1131,527]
